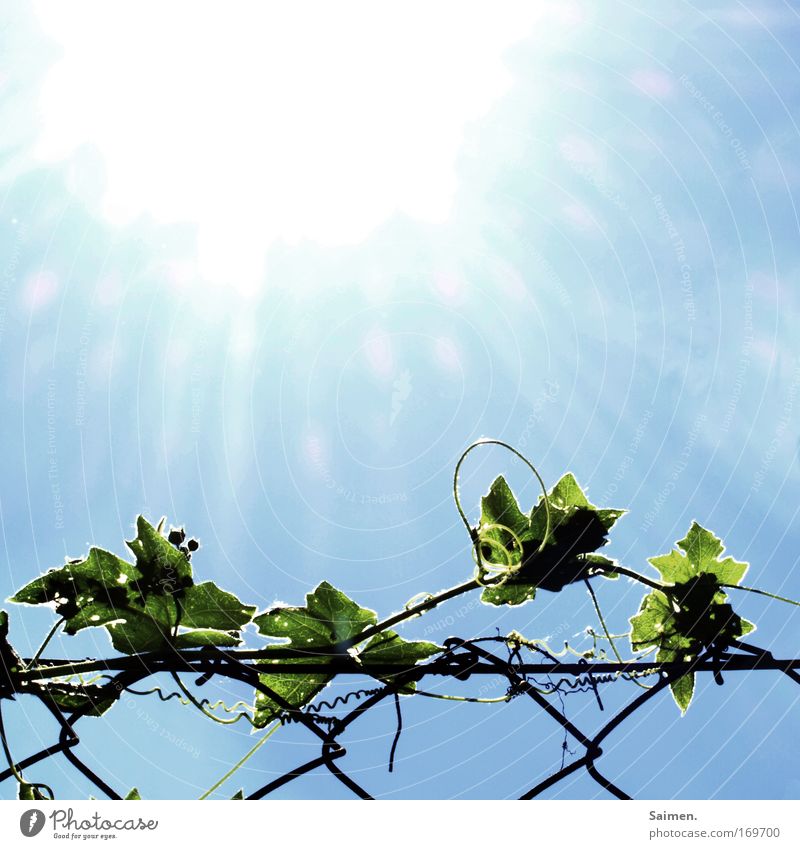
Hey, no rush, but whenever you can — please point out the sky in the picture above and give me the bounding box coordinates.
[1,0,800,800]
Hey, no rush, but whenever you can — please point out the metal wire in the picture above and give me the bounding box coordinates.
[1,638,799,800]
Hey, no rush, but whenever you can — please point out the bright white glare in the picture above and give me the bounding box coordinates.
[33,1,558,294]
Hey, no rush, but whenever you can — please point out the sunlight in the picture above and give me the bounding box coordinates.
[31,1,565,295]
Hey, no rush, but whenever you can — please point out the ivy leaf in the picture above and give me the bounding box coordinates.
[10,517,255,656]
[549,472,591,509]
[254,581,376,649]
[10,548,137,635]
[480,583,537,607]
[649,522,748,586]
[658,648,695,714]
[477,473,624,606]
[549,473,626,532]
[253,653,331,729]
[179,582,255,631]
[252,582,377,727]
[358,630,442,693]
[125,516,193,597]
[631,526,755,713]
[107,595,178,654]
[481,476,530,538]
[124,788,142,800]
[46,680,118,717]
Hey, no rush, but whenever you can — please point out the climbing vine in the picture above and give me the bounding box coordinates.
[1,439,798,800]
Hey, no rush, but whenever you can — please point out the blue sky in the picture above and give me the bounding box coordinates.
[1,1,800,799]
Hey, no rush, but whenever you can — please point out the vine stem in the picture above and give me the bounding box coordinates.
[26,617,65,670]
[584,579,652,691]
[0,701,54,799]
[344,578,480,649]
[722,583,800,608]
[198,721,280,800]
[600,565,666,592]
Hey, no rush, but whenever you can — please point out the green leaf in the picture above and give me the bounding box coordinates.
[46,680,118,717]
[632,529,755,714]
[549,473,591,509]
[173,629,242,649]
[481,582,537,607]
[480,476,530,538]
[10,517,256,655]
[126,516,193,596]
[476,473,625,605]
[649,522,748,587]
[648,550,694,584]
[254,581,376,648]
[124,788,141,800]
[180,582,255,631]
[630,589,676,650]
[254,652,331,728]
[358,630,442,693]
[10,547,137,635]
[253,582,377,727]
[636,522,754,714]
[659,648,695,713]
[107,595,177,654]
[549,474,625,532]
[231,789,244,800]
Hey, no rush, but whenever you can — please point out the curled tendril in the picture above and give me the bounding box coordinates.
[278,687,383,726]
[471,523,524,587]
[452,439,551,587]
[127,681,259,727]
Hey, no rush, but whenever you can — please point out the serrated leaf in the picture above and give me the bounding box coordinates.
[650,522,748,587]
[648,550,694,584]
[358,630,441,693]
[480,476,530,538]
[549,473,591,509]
[677,522,723,565]
[107,614,167,654]
[10,518,256,656]
[255,581,376,649]
[253,582,377,727]
[180,582,255,631]
[630,589,674,649]
[46,680,118,717]
[481,582,537,607]
[126,516,193,595]
[477,474,624,605]
[254,652,331,728]
[659,648,695,713]
[595,508,626,533]
[10,548,136,635]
